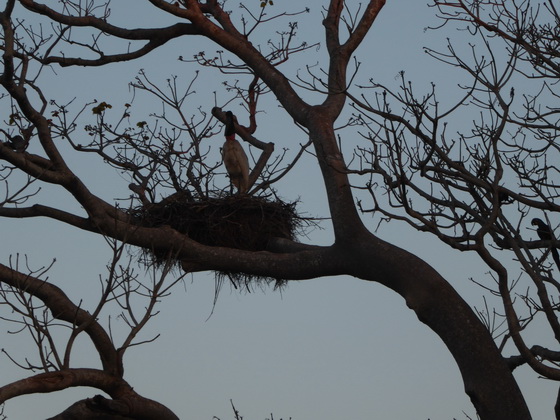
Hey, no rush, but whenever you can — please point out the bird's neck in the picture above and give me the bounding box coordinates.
[225,134,235,142]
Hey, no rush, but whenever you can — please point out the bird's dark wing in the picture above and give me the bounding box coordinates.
[552,248,560,272]
[532,217,560,271]
[533,218,553,241]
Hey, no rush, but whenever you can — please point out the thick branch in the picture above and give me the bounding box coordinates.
[322,1,387,113]
[20,1,196,40]
[0,204,94,231]
[350,232,531,419]
[0,369,179,420]
[0,369,123,402]
[47,394,179,420]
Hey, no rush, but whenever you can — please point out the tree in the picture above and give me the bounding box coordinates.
[0,0,558,418]
[348,0,560,416]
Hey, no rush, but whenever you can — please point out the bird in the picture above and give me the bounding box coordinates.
[222,111,249,194]
[4,134,27,152]
[531,217,560,271]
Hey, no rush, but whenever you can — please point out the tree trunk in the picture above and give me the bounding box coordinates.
[348,233,531,419]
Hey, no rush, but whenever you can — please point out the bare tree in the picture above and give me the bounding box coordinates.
[0,242,184,419]
[348,0,560,417]
[3,0,558,418]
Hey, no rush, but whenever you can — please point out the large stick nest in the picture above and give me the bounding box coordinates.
[130,193,306,266]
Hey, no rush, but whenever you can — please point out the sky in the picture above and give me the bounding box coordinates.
[0,1,557,419]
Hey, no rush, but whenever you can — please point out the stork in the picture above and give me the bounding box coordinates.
[222,111,249,194]
[532,217,560,271]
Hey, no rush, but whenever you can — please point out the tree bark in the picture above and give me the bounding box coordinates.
[348,233,531,419]
[46,394,179,420]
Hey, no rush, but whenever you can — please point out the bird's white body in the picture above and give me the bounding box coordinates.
[222,138,249,193]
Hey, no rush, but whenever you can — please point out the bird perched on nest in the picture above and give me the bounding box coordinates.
[532,217,560,271]
[222,111,250,194]
[3,134,27,152]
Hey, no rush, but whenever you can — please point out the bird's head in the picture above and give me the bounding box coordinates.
[532,218,544,227]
